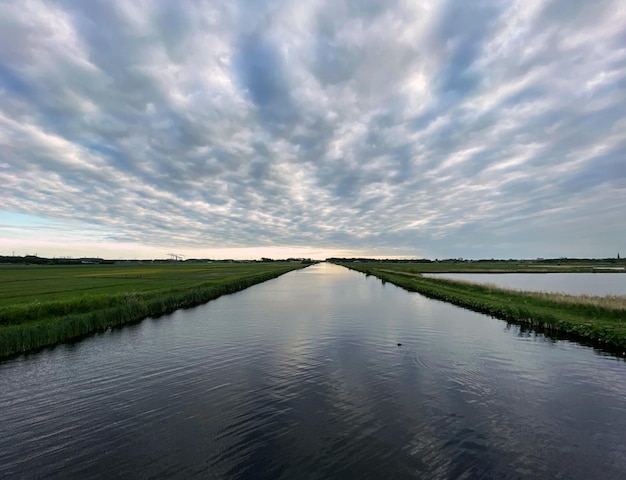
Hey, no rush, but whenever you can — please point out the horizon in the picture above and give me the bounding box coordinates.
[1,252,622,263]
[1,1,625,260]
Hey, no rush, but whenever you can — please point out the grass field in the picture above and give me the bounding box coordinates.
[0,262,304,306]
[338,262,626,353]
[0,262,306,359]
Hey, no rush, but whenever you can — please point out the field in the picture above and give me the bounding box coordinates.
[0,262,306,359]
[338,262,626,353]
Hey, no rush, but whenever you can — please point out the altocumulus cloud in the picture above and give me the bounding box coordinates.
[1,0,625,259]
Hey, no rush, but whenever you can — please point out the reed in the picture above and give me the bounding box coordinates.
[0,264,303,359]
[381,272,626,311]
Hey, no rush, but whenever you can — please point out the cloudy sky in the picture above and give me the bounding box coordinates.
[1,0,625,260]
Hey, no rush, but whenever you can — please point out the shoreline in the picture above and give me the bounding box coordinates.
[340,263,626,354]
[0,266,303,361]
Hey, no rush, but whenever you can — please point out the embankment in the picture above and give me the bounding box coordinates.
[341,263,626,352]
[0,266,301,359]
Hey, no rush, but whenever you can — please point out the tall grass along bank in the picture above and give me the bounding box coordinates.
[0,263,305,359]
[340,263,626,352]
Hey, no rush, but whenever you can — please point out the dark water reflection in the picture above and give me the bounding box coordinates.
[1,263,625,479]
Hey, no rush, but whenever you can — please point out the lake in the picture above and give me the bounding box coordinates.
[1,263,625,479]
[424,272,626,296]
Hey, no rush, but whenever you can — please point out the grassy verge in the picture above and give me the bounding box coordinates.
[340,263,626,352]
[0,262,305,359]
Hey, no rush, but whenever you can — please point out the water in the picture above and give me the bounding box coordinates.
[1,263,625,479]
[424,272,626,296]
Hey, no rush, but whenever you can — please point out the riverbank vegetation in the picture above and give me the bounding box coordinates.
[0,262,306,359]
[338,262,626,351]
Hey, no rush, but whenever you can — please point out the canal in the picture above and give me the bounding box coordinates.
[1,263,625,478]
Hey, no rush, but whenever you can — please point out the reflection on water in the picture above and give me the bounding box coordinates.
[424,272,626,296]
[1,263,625,479]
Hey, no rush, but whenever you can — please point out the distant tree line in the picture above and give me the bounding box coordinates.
[327,258,433,263]
[0,255,320,265]
[0,255,110,265]
[3,255,622,266]
[327,257,625,264]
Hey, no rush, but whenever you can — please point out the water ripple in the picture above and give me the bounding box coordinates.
[1,264,626,479]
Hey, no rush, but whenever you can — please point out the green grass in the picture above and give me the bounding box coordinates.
[0,262,306,359]
[339,262,626,352]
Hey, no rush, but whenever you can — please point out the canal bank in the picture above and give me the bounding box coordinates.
[339,263,626,353]
[0,263,305,359]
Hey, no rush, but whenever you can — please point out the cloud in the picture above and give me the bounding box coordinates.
[1,0,625,259]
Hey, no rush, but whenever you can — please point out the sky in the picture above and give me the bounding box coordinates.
[1,0,625,260]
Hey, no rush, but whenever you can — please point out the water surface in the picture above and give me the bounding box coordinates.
[425,272,626,296]
[1,263,625,479]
